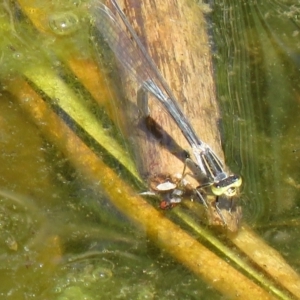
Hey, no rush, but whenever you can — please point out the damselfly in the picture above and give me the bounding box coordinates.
[90,0,242,229]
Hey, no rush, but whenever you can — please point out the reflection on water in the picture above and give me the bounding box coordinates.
[212,0,300,267]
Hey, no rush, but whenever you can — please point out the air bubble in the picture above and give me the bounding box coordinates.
[48,12,79,36]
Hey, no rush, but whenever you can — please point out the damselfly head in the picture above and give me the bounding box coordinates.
[211,174,242,197]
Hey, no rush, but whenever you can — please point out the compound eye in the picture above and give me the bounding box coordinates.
[211,175,242,196]
[226,186,237,196]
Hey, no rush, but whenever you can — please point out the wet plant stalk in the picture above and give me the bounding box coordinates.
[7,76,277,300]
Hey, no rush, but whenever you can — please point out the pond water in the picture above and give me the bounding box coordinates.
[0,0,300,299]
[212,0,300,265]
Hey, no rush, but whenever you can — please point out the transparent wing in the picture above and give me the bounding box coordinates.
[90,0,227,181]
[91,2,202,145]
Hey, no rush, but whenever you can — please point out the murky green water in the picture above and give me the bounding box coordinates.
[0,60,220,298]
[1,0,300,299]
[213,0,300,267]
